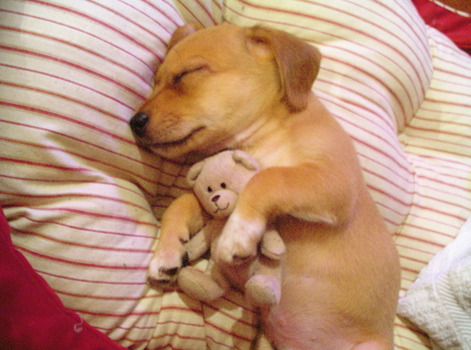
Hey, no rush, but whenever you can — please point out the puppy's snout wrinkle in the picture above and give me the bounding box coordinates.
[130,112,149,137]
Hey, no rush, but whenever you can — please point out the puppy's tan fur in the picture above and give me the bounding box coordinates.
[132,24,400,350]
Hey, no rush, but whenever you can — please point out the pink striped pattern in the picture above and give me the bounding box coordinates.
[1,0,470,349]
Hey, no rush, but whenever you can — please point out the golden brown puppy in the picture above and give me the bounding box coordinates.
[130,24,400,350]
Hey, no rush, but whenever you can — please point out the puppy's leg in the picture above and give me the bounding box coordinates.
[148,193,208,285]
[216,164,356,263]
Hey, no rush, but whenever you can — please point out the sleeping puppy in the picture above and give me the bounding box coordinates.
[130,24,400,350]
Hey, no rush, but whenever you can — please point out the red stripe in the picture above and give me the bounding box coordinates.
[0,45,146,100]
[0,156,90,172]
[0,174,146,201]
[16,245,148,270]
[0,25,150,85]
[0,63,136,111]
[0,101,134,144]
[28,0,163,62]
[16,206,157,227]
[130,0,183,29]
[0,8,157,72]
[15,214,156,239]
[37,268,150,286]
[0,117,160,173]
[300,0,429,94]
[14,227,152,254]
[0,79,128,123]
[0,190,153,214]
[0,136,158,186]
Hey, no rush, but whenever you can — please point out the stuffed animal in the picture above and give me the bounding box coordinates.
[177,150,285,306]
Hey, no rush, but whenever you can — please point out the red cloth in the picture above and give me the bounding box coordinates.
[413,0,471,54]
[0,207,127,350]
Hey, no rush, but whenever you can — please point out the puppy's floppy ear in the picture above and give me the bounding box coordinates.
[246,26,321,112]
[167,23,203,53]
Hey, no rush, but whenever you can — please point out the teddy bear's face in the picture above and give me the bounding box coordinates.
[187,150,259,219]
[193,172,239,219]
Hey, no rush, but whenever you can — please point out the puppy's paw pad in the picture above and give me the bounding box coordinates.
[147,251,188,286]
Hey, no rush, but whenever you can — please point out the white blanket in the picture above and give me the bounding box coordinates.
[398,219,471,350]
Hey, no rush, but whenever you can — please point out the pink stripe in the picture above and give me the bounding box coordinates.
[14,228,152,253]
[0,118,160,173]
[433,75,471,89]
[404,135,471,156]
[207,335,248,350]
[0,25,150,85]
[300,0,429,93]
[15,214,156,239]
[0,101,134,144]
[0,8,157,72]
[205,320,252,343]
[415,109,471,128]
[19,207,157,227]
[1,80,128,123]
[0,156,90,172]
[131,0,182,29]
[0,174,146,199]
[29,0,163,62]
[405,123,470,140]
[0,135,158,186]
[0,63,136,111]
[0,45,146,100]
[0,190,152,214]
[88,0,169,46]
[75,304,201,318]
[16,245,148,270]
[37,269,150,286]
[98,318,204,332]
[204,299,255,325]
[174,0,208,27]
[317,74,396,131]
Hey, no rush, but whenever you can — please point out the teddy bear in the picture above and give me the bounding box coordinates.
[177,150,286,306]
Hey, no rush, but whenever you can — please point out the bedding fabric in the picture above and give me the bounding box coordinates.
[1,0,471,349]
[398,218,471,350]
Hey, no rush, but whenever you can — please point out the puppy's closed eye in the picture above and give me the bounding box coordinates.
[173,66,206,88]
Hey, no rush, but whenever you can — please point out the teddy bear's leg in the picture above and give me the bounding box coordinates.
[245,274,281,307]
[177,261,230,302]
[260,228,285,260]
[245,255,283,307]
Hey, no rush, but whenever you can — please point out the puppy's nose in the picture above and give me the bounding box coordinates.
[211,195,220,203]
[130,112,149,137]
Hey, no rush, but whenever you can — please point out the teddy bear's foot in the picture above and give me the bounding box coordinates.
[177,266,226,302]
[260,229,286,260]
[245,275,281,307]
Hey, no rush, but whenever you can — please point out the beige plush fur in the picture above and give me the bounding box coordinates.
[131,24,400,350]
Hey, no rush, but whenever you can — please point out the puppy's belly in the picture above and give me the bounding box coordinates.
[262,272,357,350]
[261,225,393,349]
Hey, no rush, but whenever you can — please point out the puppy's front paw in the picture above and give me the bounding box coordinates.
[147,246,189,288]
[216,213,265,265]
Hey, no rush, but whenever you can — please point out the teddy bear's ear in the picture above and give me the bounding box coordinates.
[232,150,260,171]
[186,160,205,187]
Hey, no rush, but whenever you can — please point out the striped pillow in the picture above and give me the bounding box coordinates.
[2,0,471,350]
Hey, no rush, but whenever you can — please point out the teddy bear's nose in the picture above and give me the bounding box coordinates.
[211,195,220,203]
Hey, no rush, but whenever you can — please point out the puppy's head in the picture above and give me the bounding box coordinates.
[130,24,321,162]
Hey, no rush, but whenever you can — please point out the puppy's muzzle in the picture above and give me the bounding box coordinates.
[130,112,149,137]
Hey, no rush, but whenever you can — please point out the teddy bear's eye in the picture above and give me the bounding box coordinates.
[221,182,226,189]
[207,186,213,192]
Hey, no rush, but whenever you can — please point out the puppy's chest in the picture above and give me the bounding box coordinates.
[250,142,295,168]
